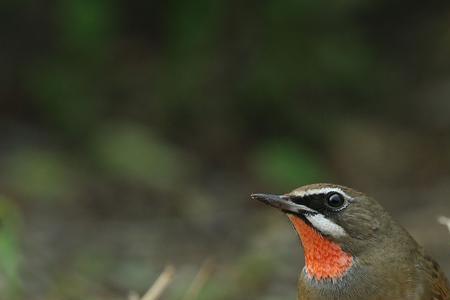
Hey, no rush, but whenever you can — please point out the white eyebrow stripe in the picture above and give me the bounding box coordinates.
[291,187,351,200]
[305,213,348,237]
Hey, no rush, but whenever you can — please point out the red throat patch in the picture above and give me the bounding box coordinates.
[288,215,353,280]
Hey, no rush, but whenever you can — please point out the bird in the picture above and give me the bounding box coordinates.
[251,183,450,300]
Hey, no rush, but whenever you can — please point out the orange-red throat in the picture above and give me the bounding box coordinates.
[288,215,353,280]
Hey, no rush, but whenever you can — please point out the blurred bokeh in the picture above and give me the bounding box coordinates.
[1,1,450,299]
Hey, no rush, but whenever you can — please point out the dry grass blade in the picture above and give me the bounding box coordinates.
[136,265,176,300]
[182,258,215,300]
[438,216,450,234]
[128,291,140,300]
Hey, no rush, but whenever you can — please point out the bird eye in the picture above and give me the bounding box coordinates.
[326,193,346,209]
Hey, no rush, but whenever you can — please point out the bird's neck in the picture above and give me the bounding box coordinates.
[288,215,353,280]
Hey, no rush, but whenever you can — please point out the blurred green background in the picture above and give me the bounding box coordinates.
[1,1,450,299]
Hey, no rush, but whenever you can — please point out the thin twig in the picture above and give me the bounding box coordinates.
[182,258,215,300]
[139,265,176,300]
[438,216,450,233]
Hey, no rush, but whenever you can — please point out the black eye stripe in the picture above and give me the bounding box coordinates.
[291,194,325,211]
[291,195,318,205]
[290,192,348,213]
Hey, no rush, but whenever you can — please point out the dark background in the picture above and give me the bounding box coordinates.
[1,1,450,299]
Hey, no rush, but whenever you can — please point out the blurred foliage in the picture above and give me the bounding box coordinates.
[0,197,23,300]
[4,149,78,203]
[251,141,326,190]
[1,0,450,299]
[91,123,190,190]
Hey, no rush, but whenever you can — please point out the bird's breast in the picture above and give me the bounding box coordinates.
[288,215,353,280]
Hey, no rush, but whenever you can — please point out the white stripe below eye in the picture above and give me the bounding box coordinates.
[305,213,347,237]
[289,203,318,214]
[291,187,351,200]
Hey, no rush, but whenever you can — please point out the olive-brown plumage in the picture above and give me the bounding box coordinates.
[252,183,449,300]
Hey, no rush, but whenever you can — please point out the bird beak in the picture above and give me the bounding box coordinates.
[251,193,317,215]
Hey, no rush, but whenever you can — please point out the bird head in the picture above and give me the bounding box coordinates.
[252,183,392,280]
